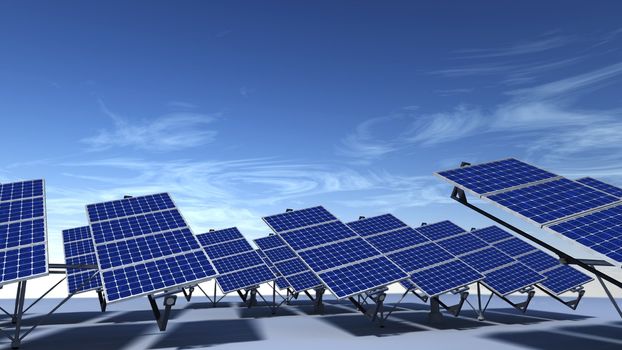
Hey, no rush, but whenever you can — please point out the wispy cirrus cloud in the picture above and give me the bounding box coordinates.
[454,34,571,59]
[82,100,220,151]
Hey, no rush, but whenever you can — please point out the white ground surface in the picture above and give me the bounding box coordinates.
[0,294,620,350]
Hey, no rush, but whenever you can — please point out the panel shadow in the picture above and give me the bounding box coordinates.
[487,330,621,350]
[150,319,263,349]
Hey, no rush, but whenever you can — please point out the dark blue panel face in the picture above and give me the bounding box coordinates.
[204,239,253,259]
[196,227,243,246]
[91,210,186,244]
[280,221,357,251]
[460,248,515,272]
[365,227,429,254]
[275,277,290,290]
[346,214,407,237]
[410,260,482,296]
[286,271,323,292]
[434,233,488,256]
[0,180,44,201]
[0,244,47,283]
[471,226,513,244]
[62,226,91,243]
[63,225,102,293]
[263,246,297,263]
[64,239,96,258]
[87,193,175,222]
[67,269,102,294]
[540,265,593,294]
[483,263,545,295]
[517,251,560,272]
[577,177,622,198]
[212,251,264,274]
[216,265,275,293]
[254,235,285,250]
[318,257,407,299]
[488,178,620,224]
[101,251,216,302]
[549,204,622,263]
[274,258,309,276]
[388,243,454,273]
[0,197,45,224]
[494,238,536,257]
[0,219,45,250]
[263,206,337,233]
[437,158,557,195]
[298,238,378,272]
[415,221,466,241]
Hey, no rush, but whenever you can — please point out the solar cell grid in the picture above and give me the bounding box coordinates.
[436,158,557,195]
[493,238,537,257]
[216,265,275,293]
[434,233,489,256]
[346,214,407,237]
[254,235,285,250]
[63,226,92,243]
[286,271,323,291]
[577,177,622,198]
[280,221,356,251]
[212,251,264,274]
[415,220,466,240]
[262,246,297,262]
[274,258,308,276]
[540,265,593,294]
[263,206,337,233]
[204,238,253,259]
[65,239,96,258]
[517,251,560,272]
[460,248,515,272]
[484,264,545,295]
[487,178,620,225]
[0,180,44,201]
[91,210,187,244]
[471,226,512,244]
[0,197,45,224]
[196,227,243,247]
[387,243,454,273]
[409,259,482,297]
[0,245,47,284]
[87,193,175,222]
[363,227,429,254]
[0,219,45,250]
[298,238,379,272]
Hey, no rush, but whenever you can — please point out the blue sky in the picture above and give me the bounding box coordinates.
[2,1,622,263]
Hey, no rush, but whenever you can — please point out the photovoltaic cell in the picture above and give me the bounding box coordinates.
[266,207,408,299]
[0,179,48,286]
[87,193,218,302]
[487,178,620,225]
[365,228,429,254]
[436,158,557,196]
[196,227,274,293]
[415,221,465,240]
[346,214,407,237]
[576,177,622,198]
[63,226,102,294]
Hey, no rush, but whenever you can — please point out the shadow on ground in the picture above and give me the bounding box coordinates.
[487,328,621,350]
[19,311,104,326]
[98,310,184,324]
[150,319,263,349]
[319,314,425,337]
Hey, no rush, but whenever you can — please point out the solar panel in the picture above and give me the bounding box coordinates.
[264,207,408,299]
[253,235,322,292]
[196,227,274,293]
[256,249,290,290]
[62,226,102,294]
[417,222,545,296]
[87,193,218,302]
[0,179,48,285]
[436,158,558,196]
[472,226,592,295]
[347,214,482,297]
[548,204,622,263]
[576,177,622,198]
[487,178,620,226]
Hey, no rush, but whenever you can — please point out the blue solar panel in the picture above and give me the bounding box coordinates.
[484,263,545,295]
[436,158,558,196]
[494,238,538,257]
[274,259,309,276]
[577,177,622,198]
[266,207,408,298]
[540,265,593,295]
[549,204,622,263]
[518,251,561,271]
[0,179,48,286]
[460,248,515,272]
[195,228,275,293]
[471,225,513,244]
[196,228,244,246]
[280,221,357,251]
[346,214,407,237]
[410,260,482,297]
[487,178,620,225]
[286,271,323,292]
[64,239,96,261]
[318,257,407,299]
[433,233,488,256]
[388,243,454,272]
[358,227,428,254]
[88,193,217,302]
[254,235,285,250]
[87,193,175,222]
[67,269,101,295]
[263,206,337,233]
[415,221,465,240]
[256,249,290,290]
[263,246,297,262]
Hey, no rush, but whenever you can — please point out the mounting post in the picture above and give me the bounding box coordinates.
[181,286,194,302]
[429,297,443,322]
[97,290,107,312]
[314,287,325,314]
[148,294,177,331]
[10,281,27,349]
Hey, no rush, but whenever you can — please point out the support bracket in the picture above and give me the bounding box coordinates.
[148,293,177,331]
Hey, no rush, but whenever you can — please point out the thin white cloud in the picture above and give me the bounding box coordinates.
[454,35,571,58]
[82,101,219,151]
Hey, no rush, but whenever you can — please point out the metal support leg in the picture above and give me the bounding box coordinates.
[213,282,218,307]
[181,287,194,302]
[148,294,177,331]
[11,281,27,349]
[248,289,257,308]
[97,290,107,312]
[314,288,324,314]
[596,274,622,318]
[429,297,443,323]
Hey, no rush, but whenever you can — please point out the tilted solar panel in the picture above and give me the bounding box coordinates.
[87,193,218,303]
[196,227,274,293]
[254,235,322,292]
[472,226,592,295]
[62,226,102,294]
[347,214,482,297]
[256,249,290,290]
[576,177,622,198]
[265,207,408,299]
[0,179,48,285]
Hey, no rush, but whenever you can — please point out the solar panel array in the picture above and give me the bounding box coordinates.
[0,180,48,285]
[416,221,545,296]
[196,227,274,293]
[436,158,622,264]
[576,177,622,198]
[62,226,102,294]
[254,234,322,292]
[264,207,408,299]
[473,226,593,295]
[256,249,290,290]
[87,193,218,302]
[347,215,484,297]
